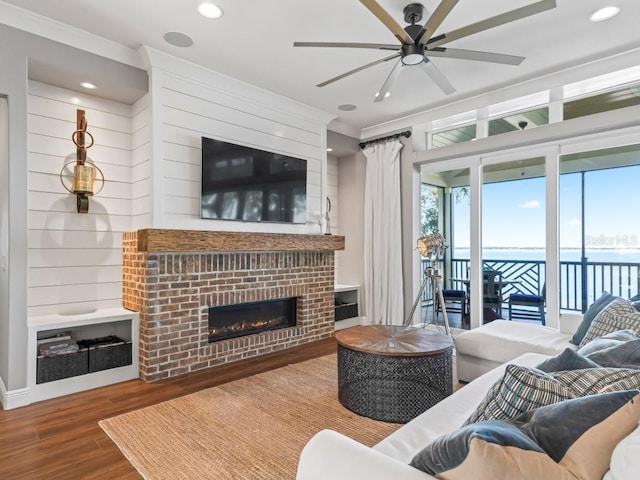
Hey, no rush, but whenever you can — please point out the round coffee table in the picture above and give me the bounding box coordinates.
[335,325,454,423]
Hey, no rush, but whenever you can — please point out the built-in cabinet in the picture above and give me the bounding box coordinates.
[27,308,139,403]
[334,284,362,330]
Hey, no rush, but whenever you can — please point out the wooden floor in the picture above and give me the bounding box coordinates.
[0,338,337,480]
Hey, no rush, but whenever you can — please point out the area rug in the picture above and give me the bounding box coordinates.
[99,354,400,479]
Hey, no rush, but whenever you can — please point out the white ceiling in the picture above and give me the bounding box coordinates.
[3,0,640,134]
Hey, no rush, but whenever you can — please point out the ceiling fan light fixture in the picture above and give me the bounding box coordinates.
[401,43,425,66]
[590,6,620,22]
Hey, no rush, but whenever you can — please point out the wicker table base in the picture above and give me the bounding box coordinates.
[336,325,453,423]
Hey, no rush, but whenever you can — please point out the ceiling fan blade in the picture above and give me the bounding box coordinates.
[420,60,455,95]
[426,47,524,65]
[374,59,403,103]
[316,54,399,88]
[427,0,556,48]
[294,42,400,51]
[419,0,459,44]
[359,0,414,44]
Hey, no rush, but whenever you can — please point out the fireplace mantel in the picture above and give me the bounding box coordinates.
[136,229,345,253]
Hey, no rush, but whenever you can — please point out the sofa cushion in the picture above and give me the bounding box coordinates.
[464,364,575,425]
[411,390,640,480]
[585,339,640,369]
[552,368,640,396]
[570,292,616,345]
[536,348,600,373]
[578,329,637,356]
[454,320,574,366]
[580,299,640,347]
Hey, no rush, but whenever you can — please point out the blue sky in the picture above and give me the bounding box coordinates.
[452,165,640,250]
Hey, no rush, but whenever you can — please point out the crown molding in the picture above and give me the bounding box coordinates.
[0,0,144,69]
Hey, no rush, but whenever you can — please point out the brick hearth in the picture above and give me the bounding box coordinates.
[123,229,345,382]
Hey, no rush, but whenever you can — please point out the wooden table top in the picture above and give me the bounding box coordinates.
[335,325,453,357]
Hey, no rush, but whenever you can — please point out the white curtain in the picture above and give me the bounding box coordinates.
[363,140,404,325]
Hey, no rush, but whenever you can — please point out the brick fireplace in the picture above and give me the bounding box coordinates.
[122,229,345,382]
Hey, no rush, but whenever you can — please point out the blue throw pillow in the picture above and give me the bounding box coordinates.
[577,329,637,356]
[570,292,616,345]
[536,348,600,373]
[585,339,640,369]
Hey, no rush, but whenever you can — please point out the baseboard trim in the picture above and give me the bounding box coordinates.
[0,376,31,410]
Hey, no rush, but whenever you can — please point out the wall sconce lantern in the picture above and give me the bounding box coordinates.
[59,109,104,213]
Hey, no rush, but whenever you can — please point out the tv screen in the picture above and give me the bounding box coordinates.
[201,137,307,223]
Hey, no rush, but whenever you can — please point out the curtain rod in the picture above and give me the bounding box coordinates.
[359,130,411,150]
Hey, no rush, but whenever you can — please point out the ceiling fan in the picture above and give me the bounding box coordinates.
[294,0,556,102]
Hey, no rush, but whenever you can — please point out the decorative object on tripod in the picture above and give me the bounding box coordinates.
[59,109,105,213]
[403,231,451,336]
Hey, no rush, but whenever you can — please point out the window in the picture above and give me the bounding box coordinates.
[432,124,477,148]
[488,107,549,136]
[564,83,640,120]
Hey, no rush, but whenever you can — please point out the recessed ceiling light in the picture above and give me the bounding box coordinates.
[590,6,620,22]
[338,104,357,111]
[80,82,96,89]
[199,2,223,18]
[326,148,333,152]
[163,31,194,47]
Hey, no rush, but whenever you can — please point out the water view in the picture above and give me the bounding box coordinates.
[454,248,640,263]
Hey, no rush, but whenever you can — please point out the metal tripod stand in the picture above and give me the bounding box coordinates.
[404,264,451,336]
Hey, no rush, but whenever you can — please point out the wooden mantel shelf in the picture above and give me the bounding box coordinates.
[135,229,345,253]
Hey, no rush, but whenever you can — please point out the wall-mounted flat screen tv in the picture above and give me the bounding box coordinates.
[201,137,307,223]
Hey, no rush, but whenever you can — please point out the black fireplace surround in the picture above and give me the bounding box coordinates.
[208,297,297,342]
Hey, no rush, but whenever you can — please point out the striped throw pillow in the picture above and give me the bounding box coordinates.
[552,367,640,396]
[579,298,640,348]
[464,364,575,425]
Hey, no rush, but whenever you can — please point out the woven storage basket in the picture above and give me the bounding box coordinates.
[77,336,132,373]
[36,349,89,384]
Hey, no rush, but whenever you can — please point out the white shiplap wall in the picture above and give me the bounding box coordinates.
[27,81,132,317]
[131,93,152,230]
[142,48,333,233]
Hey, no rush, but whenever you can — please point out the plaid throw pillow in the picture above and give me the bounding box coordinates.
[579,298,640,348]
[464,364,575,425]
[552,367,640,396]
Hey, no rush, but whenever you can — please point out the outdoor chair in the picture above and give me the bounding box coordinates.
[508,283,546,325]
[483,270,503,321]
[437,289,467,317]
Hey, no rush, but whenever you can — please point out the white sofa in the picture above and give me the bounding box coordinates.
[454,320,577,382]
[297,351,640,480]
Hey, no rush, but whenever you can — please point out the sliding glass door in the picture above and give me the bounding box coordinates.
[481,157,546,324]
[419,165,470,329]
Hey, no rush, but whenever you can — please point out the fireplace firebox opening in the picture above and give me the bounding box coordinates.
[208,297,297,343]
